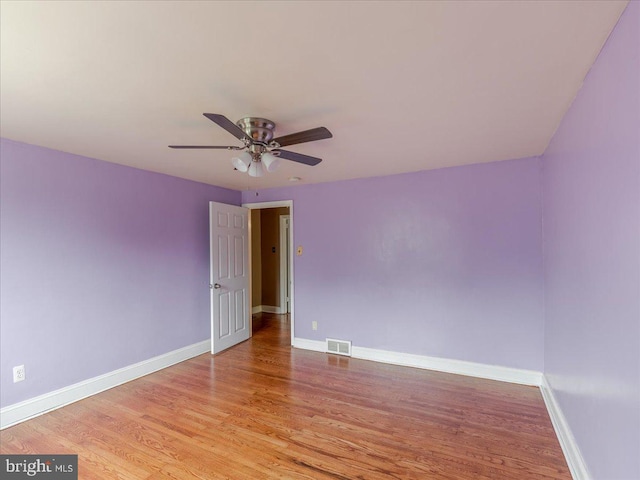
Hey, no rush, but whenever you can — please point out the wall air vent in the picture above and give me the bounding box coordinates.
[326,338,352,357]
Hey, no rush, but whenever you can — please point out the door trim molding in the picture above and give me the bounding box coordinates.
[279,215,290,314]
[243,200,294,345]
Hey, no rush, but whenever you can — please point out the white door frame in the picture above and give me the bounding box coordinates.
[243,200,295,345]
[279,215,291,314]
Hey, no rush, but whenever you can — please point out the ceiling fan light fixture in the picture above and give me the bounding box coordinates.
[261,152,280,172]
[248,160,265,178]
[231,151,252,172]
[171,113,330,177]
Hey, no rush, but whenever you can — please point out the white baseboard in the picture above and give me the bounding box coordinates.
[2,334,581,480]
[292,338,326,353]
[353,345,543,386]
[292,338,542,386]
[540,376,590,480]
[255,305,285,314]
[0,340,210,430]
[261,305,285,314]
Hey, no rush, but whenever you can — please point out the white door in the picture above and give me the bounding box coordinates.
[210,202,250,354]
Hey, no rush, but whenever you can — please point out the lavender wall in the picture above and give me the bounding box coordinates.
[243,157,544,371]
[0,139,240,408]
[542,2,640,479]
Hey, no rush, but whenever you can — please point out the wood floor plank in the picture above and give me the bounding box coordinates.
[1,313,570,479]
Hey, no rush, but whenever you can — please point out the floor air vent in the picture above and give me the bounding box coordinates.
[326,338,352,356]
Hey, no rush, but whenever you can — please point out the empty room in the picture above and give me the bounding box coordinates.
[1,1,638,479]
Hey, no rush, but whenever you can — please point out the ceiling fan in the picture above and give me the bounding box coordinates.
[169,113,332,177]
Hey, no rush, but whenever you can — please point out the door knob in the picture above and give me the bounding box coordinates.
[213,283,222,289]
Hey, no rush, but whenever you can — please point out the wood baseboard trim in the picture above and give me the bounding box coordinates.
[540,376,591,480]
[293,338,542,386]
[0,340,210,430]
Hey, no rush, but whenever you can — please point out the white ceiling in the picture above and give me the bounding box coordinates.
[0,1,628,191]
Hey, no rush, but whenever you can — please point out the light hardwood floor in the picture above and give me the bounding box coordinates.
[1,313,570,479]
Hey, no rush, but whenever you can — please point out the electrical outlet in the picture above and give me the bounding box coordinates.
[312,321,318,331]
[13,365,25,383]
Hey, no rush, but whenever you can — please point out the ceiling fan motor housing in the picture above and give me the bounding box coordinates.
[236,117,276,144]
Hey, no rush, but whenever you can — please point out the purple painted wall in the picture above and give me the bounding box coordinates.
[243,157,544,371]
[3,8,635,477]
[542,2,640,479]
[0,139,240,408]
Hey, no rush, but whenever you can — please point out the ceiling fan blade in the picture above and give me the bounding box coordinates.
[276,149,322,166]
[271,127,332,148]
[203,113,252,143]
[169,145,242,149]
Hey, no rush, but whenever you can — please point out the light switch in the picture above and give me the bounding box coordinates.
[297,246,303,256]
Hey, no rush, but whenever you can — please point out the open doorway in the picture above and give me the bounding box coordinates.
[244,201,294,345]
